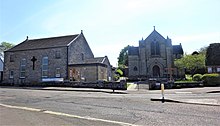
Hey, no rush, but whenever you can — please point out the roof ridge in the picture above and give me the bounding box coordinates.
[29,34,79,41]
[94,56,105,59]
[145,29,165,40]
[7,34,80,52]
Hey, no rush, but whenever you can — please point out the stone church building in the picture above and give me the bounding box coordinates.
[3,31,112,85]
[128,27,183,80]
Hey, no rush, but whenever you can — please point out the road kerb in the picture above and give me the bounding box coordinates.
[150,98,220,106]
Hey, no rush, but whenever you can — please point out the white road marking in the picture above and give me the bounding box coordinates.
[0,103,41,112]
[0,103,138,126]
[175,92,192,94]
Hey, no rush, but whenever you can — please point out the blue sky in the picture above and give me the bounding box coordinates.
[1,0,220,66]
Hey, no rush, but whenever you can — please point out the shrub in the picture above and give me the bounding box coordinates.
[116,69,123,76]
[114,74,120,81]
[185,74,192,81]
[201,74,220,86]
[193,74,202,81]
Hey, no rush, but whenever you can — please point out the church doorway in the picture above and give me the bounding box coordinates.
[153,65,160,77]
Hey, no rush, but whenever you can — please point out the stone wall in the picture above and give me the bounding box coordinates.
[102,57,113,81]
[69,65,97,82]
[68,33,94,64]
[3,47,68,85]
[68,64,108,82]
[128,55,139,77]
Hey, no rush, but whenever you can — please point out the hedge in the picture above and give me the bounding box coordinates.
[193,74,202,81]
[201,73,220,86]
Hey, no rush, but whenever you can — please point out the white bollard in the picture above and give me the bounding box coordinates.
[161,83,165,103]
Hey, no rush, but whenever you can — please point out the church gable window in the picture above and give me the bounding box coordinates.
[81,53,84,61]
[10,54,15,62]
[55,51,61,59]
[151,41,160,56]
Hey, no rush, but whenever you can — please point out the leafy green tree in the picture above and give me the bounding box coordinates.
[175,46,207,75]
[116,69,123,76]
[117,45,129,68]
[175,54,205,69]
[198,46,208,55]
[0,42,15,58]
[0,42,14,50]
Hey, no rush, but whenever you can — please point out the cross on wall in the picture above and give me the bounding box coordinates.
[31,56,37,70]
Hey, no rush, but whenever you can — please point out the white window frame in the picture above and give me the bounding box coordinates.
[217,67,220,72]
[20,58,26,78]
[208,67,212,73]
[9,70,14,79]
[42,56,48,78]
[55,68,61,77]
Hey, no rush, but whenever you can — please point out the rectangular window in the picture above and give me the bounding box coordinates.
[208,67,212,73]
[217,67,220,72]
[20,59,26,78]
[9,70,14,79]
[81,53,84,61]
[55,51,61,59]
[10,54,15,62]
[42,57,48,77]
[55,68,61,77]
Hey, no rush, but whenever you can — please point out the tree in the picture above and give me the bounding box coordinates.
[198,46,208,55]
[0,42,15,58]
[175,46,207,75]
[175,54,205,70]
[117,45,129,68]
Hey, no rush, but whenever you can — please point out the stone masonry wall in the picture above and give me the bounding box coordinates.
[128,55,139,77]
[68,33,94,65]
[3,47,67,85]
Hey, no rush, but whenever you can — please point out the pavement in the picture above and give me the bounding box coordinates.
[1,85,220,106]
[127,83,220,106]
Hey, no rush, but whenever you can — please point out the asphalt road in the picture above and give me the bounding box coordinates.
[0,87,220,126]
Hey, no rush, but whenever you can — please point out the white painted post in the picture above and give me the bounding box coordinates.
[161,83,165,103]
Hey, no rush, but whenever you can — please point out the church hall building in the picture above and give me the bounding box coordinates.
[128,27,183,80]
[3,31,112,85]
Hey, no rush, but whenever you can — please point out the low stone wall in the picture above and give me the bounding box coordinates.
[0,80,127,90]
[174,82,203,88]
[149,81,203,90]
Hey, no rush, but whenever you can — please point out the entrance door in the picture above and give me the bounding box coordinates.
[153,65,160,77]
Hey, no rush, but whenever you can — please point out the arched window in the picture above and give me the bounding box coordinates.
[133,66,138,71]
[151,41,160,56]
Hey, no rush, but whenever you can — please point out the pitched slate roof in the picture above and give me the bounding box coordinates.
[128,47,139,55]
[145,29,165,40]
[7,34,79,52]
[85,57,105,64]
[173,45,183,54]
[69,57,109,67]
